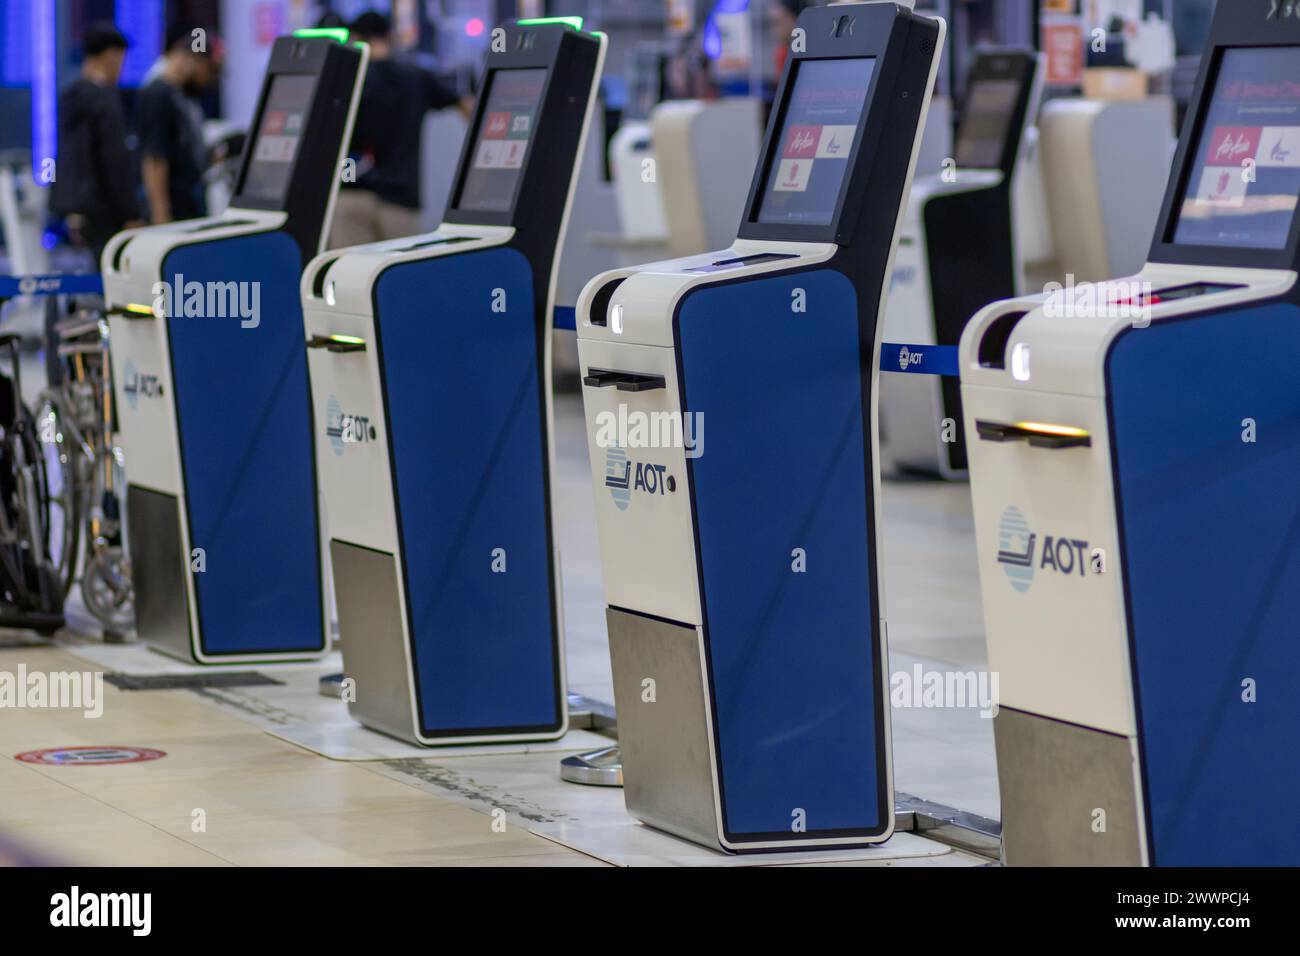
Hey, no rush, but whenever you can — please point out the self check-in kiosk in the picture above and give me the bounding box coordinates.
[881,48,1039,479]
[103,33,367,663]
[961,0,1300,866]
[576,2,944,852]
[301,19,604,745]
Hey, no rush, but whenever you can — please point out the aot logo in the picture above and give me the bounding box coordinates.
[605,444,631,511]
[996,505,1090,593]
[121,359,161,410]
[325,394,372,457]
[996,506,1036,592]
[1268,1,1299,20]
[897,345,922,371]
[603,444,672,511]
[18,276,62,295]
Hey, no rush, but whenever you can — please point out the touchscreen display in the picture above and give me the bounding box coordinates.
[955,78,1021,169]
[455,68,547,214]
[756,57,875,227]
[1173,46,1300,250]
[240,74,316,204]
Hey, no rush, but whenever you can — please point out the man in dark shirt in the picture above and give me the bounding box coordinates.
[331,10,471,247]
[49,24,141,262]
[135,24,212,223]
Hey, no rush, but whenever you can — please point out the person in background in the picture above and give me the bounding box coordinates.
[330,10,472,248]
[135,23,212,223]
[49,23,142,263]
[771,0,811,77]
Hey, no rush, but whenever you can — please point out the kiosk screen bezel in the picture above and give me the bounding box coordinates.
[232,69,322,211]
[1165,45,1300,256]
[447,66,552,219]
[1150,25,1300,270]
[737,4,911,246]
[235,73,320,207]
[228,34,363,221]
[953,49,1037,176]
[750,56,878,230]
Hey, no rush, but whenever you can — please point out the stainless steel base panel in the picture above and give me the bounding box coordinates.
[128,485,194,662]
[607,606,723,850]
[995,706,1144,866]
[331,539,419,744]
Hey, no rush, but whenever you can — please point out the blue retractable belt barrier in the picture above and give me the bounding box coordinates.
[879,342,959,376]
[0,273,104,300]
[553,305,576,331]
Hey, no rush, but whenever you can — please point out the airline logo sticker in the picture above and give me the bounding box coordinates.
[773,158,813,192]
[483,112,512,139]
[254,135,297,162]
[776,122,854,191]
[815,125,854,159]
[475,139,527,170]
[1257,126,1300,167]
[1208,126,1261,164]
[1194,165,1248,206]
[783,125,819,158]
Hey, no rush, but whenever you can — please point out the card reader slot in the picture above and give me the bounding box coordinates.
[975,419,1091,450]
[306,334,367,353]
[186,219,255,232]
[393,236,477,252]
[583,368,665,392]
[684,253,798,274]
[107,304,156,320]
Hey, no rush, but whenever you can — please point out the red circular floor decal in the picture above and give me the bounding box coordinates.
[15,746,166,766]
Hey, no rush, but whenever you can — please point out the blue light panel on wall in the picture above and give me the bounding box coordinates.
[117,0,165,87]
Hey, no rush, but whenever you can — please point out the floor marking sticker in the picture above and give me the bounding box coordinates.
[15,746,166,766]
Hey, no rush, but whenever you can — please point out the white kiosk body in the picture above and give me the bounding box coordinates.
[577,2,945,852]
[301,20,605,745]
[102,33,366,663]
[961,1,1300,866]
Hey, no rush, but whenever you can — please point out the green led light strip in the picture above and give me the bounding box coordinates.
[517,16,585,31]
[293,27,349,43]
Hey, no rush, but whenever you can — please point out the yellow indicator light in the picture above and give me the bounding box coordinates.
[328,334,365,345]
[1014,422,1091,438]
[123,303,155,315]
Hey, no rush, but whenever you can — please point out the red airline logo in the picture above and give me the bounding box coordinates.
[784,125,820,159]
[484,112,512,140]
[1208,126,1261,164]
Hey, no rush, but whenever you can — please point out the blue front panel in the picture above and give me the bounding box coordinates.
[374,247,561,736]
[163,233,323,655]
[677,269,885,841]
[1108,303,1300,866]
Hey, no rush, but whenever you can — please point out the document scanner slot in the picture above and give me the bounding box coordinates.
[583,368,666,392]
